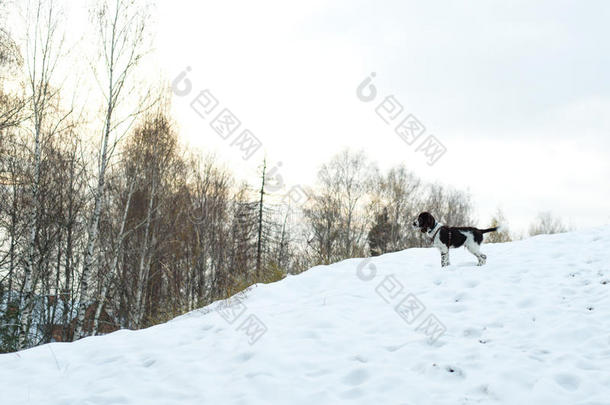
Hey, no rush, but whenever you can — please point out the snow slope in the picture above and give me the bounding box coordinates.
[2,227,610,405]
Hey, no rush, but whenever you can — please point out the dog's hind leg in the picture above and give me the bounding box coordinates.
[465,241,486,266]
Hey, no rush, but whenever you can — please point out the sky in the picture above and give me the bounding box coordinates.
[25,0,610,233]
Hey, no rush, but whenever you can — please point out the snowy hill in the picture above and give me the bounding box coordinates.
[2,228,610,405]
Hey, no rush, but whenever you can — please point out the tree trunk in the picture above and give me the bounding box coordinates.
[256,160,266,278]
[92,179,135,335]
[134,177,156,328]
[73,86,113,341]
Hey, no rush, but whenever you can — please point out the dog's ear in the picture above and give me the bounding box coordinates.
[418,212,435,233]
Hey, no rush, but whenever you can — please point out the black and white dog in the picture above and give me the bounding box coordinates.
[412,212,499,267]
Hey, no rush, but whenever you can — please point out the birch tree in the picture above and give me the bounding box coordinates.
[19,0,68,349]
[91,173,135,335]
[74,0,152,341]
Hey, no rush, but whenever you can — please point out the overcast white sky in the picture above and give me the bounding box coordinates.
[57,0,610,232]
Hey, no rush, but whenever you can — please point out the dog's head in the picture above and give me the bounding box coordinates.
[412,212,436,233]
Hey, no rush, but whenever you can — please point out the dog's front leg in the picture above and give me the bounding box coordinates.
[440,248,450,267]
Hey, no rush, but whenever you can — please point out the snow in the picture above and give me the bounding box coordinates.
[2,227,610,405]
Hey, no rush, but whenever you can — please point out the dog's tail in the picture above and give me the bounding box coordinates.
[479,225,504,234]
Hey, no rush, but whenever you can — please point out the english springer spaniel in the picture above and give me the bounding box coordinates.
[413,212,499,267]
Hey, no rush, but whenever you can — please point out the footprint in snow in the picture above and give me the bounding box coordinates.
[342,368,370,386]
[351,355,368,363]
[431,363,466,378]
[142,358,156,367]
[465,279,480,288]
[235,352,255,362]
[462,328,482,338]
[453,293,469,302]
[554,373,580,391]
[444,365,465,377]
[101,356,122,364]
[385,344,407,352]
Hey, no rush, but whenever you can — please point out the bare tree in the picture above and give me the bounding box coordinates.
[132,110,179,328]
[304,150,375,263]
[74,0,152,341]
[18,0,70,349]
[528,211,568,236]
[424,183,475,240]
[91,172,135,336]
[185,153,233,308]
[368,165,423,251]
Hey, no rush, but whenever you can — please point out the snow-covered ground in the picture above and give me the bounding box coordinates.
[2,228,610,405]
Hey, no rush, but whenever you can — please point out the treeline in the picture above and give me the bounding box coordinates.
[0,0,567,353]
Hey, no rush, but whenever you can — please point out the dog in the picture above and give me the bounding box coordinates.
[412,212,499,267]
